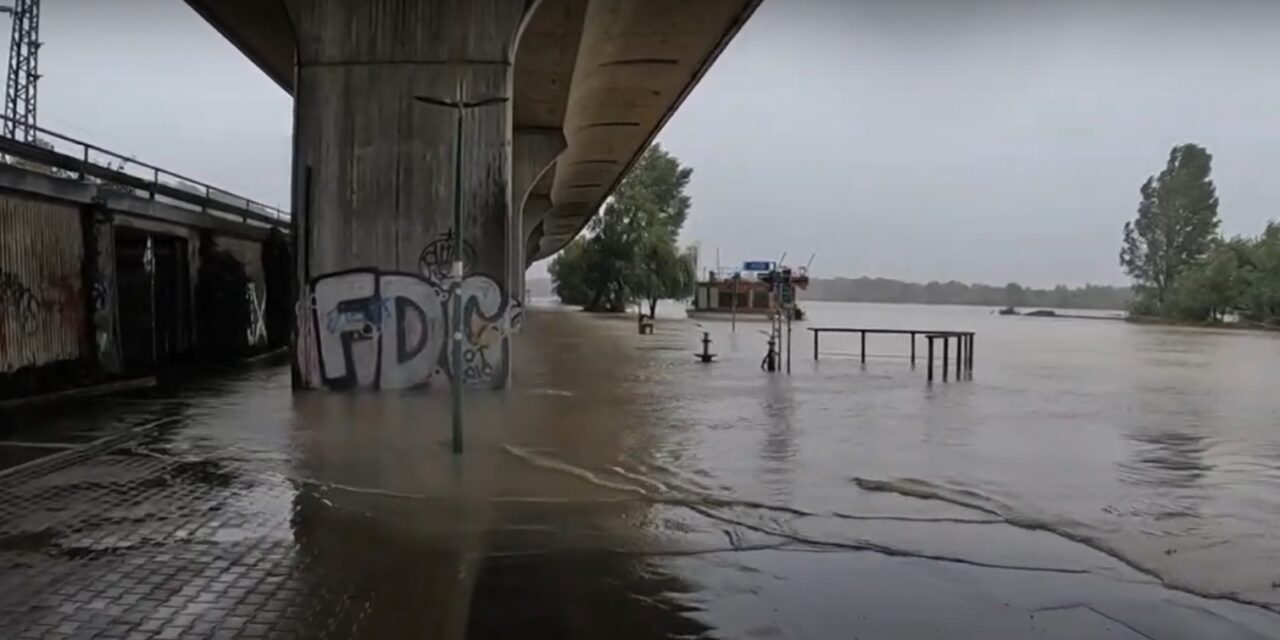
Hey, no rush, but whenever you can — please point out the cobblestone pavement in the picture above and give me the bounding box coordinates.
[0,359,507,639]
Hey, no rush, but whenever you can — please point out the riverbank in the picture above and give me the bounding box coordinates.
[1125,314,1280,332]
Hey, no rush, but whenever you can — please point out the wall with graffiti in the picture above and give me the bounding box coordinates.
[0,194,87,372]
[216,235,269,348]
[296,230,513,391]
[88,211,122,373]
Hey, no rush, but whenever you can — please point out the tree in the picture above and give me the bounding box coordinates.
[549,144,696,313]
[1166,241,1247,322]
[1234,224,1280,324]
[635,240,696,318]
[1120,144,1221,311]
[548,238,591,306]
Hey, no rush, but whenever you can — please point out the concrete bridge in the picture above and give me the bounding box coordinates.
[184,0,760,392]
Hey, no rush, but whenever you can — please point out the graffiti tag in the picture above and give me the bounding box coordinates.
[417,229,475,285]
[246,283,267,346]
[0,272,43,336]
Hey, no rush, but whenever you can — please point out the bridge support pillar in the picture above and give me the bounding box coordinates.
[510,128,564,322]
[288,0,537,392]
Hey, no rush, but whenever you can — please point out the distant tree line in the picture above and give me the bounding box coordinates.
[804,277,1130,310]
[1120,143,1280,325]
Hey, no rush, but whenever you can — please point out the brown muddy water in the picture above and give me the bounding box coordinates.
[295,299,1280,638]
[9,300,1280,638]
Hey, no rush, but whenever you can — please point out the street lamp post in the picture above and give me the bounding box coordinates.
[415,81,509,455]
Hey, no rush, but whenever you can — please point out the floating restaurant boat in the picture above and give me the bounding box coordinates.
[686,262,808,321]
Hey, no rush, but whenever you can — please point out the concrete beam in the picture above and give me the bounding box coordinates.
[184,0,763,264]
[534,0,762,260]
[183,0,295,91]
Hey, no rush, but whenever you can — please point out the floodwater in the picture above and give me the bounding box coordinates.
[790,301,1280,606]
[290,299,1280,637]
[7,299,1280,638]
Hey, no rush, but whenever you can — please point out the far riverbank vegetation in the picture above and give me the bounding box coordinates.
[1120,143,1280,328]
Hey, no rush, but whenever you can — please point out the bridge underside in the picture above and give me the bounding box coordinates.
[184,0,759,391]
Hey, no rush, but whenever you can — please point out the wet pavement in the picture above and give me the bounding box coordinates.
[1,305,1279,638]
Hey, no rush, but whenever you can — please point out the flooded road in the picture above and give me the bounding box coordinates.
[2,300,1280,638]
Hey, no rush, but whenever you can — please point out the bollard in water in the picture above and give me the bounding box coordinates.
[696,331,717,363]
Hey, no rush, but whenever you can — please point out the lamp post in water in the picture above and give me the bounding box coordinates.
[415,82,509,455]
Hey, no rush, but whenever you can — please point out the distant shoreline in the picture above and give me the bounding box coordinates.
[1124,315,1280,333]
[802,298,1127,314]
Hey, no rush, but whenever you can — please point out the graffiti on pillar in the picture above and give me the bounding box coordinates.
[296,268,511,391]
[90,281,108,314]
[90,280,111,359]
[417,229,476,284]
[246,283,267,346]
[294,224,522,390]
[509,297,525,333]
[295,295,320,387]
[449,275,508,386]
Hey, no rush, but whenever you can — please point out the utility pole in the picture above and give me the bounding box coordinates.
[1,0,41,142]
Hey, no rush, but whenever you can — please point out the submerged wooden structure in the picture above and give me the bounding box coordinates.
[808,327,975,382]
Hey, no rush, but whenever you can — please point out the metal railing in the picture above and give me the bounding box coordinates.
[0,114,289,228]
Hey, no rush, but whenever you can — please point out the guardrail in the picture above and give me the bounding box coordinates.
[0,115,289,229]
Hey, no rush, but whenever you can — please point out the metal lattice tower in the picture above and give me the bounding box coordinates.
[1,0,40,142]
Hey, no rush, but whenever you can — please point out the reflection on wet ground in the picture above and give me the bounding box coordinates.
[1,302,1280,638]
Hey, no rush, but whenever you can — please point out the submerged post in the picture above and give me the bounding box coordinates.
[910,332,916,367]
[860,330,867,365]
[927,336,935,381]
[942,336,949,382]
[968,333,975,373]
[955,334,963,379]
[813,329,819,361]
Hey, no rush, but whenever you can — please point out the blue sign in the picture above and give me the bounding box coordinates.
[742,261,773,272]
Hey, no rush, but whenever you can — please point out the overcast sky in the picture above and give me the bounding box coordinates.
[19,0,1280,287]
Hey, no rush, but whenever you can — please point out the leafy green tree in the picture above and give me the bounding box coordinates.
[635,240,697,318]
[549,144,695,313]
[1236,224,1280,324]
[548,238,590,306]
[1120,144,1221,311]
[1166,241,1247,322]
